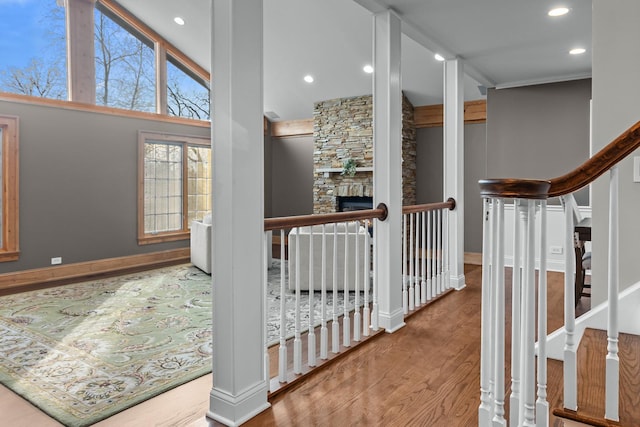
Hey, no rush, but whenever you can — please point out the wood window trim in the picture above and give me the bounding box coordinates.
[0,93,210,128]
[137,131,210,245]
[98,0,209,83]
[0,115,19,261]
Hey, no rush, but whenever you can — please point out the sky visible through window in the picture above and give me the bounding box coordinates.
[1,0,50,69]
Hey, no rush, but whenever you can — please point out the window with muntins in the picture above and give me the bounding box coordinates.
[138,132,211,244]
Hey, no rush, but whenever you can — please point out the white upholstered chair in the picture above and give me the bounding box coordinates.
[190,213,212,274]
[288,222,368,291]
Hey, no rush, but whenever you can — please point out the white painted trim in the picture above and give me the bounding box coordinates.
[373,10,404,333]
[450,273,466,290]
[501,203,591,272]
[543,280,640,361]
[207,384,271,427]
[494,72,592,90]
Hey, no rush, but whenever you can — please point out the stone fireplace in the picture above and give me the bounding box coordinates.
[312,94,416,213]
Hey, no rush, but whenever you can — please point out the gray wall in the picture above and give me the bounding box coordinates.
[416,123,487,253]
[0,100,209,274]
[591,0,640,305]
[486,79,592,205]
[269,135,314,217]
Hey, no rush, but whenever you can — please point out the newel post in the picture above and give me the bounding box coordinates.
[372,9,405,333]
[208,1,270,425]
[443,58,466,290]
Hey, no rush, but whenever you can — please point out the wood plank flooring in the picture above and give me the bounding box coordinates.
[0,265,591,426]
[553,328,640,426]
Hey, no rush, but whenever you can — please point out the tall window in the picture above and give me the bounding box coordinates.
[94,4,156,112]
[138,132,211,244]
[0,116,19,261]
[1,1,210,121]
[167,55,210,120]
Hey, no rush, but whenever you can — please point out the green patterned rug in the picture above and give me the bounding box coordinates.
[0,261,364,426]
[0,264,212,427]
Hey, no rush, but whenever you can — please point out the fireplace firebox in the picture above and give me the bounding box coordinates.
[337,196,373,212]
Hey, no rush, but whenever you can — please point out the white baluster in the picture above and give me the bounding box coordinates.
[320,224,328,360]
[308,226,316,367]
[427,210,433,301]
[343,222,351,348]
[354,221,361,342]
[415,212,421,307]
[444,207,450,289]
[371,219,379,332]
[437,209,443,295]
[537,200,549,427]
[409,213,415,311]
[263,231,269,385]
[332,223,339,353]
[278,229,287,383]
[293,228,302,374]
[492,199,506,427]
[562,195,577,411]
[521,200,536,426]
[421,211,427,304]
[479,198,494,427]
[606,166,620,422]
[510,200,522,425]
[363,223,371,337]
[403,213,409,314]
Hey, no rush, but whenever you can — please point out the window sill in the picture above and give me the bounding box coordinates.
[138,232,189,245]
[0,250,20,262]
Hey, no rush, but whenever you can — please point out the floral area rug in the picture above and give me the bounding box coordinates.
[0,261,367,426]
[0,264,212,426]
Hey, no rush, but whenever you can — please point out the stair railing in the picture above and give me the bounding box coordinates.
[478,120,640,426]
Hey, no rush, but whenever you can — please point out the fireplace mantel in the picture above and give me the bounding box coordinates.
[316,167,374,177]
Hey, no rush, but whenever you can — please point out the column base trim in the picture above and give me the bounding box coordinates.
[451,274,466,291]
[207,382,270,427]
[378,307,406,333]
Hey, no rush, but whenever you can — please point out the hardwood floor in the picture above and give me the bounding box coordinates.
[0,265,581,426]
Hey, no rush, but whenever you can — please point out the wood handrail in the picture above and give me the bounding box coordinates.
[479,120,640,199]
[264,198,457,231]
[402,198,456,214]
[264,203,388,231]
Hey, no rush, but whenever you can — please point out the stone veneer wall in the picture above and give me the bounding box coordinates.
[313,94,416,213]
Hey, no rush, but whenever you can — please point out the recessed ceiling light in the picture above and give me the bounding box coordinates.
[569,47,586,55]
[174,16,185,25]
[304,75,314,83]
[548,7,569,17]
[434,54,445,62]
[363,65,374,74]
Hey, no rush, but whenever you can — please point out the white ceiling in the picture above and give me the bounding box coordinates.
[117,0,592,121]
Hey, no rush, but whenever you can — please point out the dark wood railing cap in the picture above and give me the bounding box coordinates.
[478,120,640,200]
[479,178,551,200]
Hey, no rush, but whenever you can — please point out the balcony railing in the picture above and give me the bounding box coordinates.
[263,199,456,395]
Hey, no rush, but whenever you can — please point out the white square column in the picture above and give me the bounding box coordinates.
[373,10,405,333]
[208,1,270,426]
[443,59,466,290]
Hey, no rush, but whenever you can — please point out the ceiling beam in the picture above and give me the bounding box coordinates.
[352,0,496,88]
[269,100,487,138]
